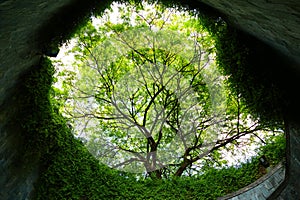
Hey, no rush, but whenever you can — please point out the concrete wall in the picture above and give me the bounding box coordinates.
[270,121,300,199]
[219,164,285,200]
[0,1,78,199]
[197,0,300,64]
[0,0,299,199]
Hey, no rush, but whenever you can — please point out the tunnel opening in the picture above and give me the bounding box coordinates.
[50,0,285,179]
[9,0,294,199]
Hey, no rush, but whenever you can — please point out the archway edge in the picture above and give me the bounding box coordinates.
[1,0,299,199]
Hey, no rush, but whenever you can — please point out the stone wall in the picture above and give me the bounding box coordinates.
[197,0,300,64]
[0,1,79,199]
[0,0,299,199]
[269,121,300,199]
[218,164,285,200]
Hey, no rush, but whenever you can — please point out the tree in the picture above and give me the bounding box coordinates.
[52,1,278,179]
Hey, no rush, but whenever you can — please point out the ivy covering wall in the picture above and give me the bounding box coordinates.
[20,59,284,199]
[23,34,285,200]
[18,0,286,199]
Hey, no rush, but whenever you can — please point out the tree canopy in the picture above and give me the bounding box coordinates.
[52,1,283,179]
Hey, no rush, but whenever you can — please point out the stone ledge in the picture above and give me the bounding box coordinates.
[218,163,285,200]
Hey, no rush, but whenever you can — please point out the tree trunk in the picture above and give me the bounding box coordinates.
[174,160,190,177]
[148,169,162,179]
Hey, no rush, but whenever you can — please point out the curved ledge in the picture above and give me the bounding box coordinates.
[218,163,285,200]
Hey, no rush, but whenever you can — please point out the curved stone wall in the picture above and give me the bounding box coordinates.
[0,0,299,199]
[218,164,285,200]
[198,0,300,64]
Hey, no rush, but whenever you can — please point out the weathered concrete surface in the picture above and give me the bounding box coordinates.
[0,1,78,199]
[0,0,299,199]
[218,164,285,200]
[0,0,74,108]
[269,121,300,199]
[197,0,300,64]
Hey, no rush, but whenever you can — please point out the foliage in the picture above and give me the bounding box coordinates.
[21,58,58,155]
[51,1,285,181]
[17,0,286,199]
[258,134,286,166]
[19,57,279,200]
[202,18,285,127]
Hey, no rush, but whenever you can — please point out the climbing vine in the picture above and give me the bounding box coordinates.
[18,0,286,199]
[206,23,285,127]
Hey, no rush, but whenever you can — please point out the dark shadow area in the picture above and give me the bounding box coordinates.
[238,29,300,122]
[36,0,113,55]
